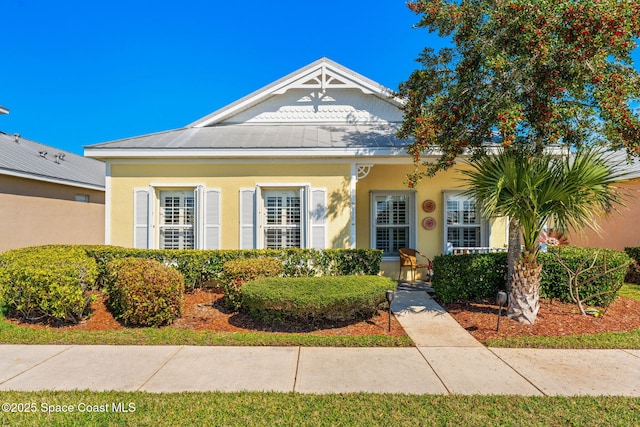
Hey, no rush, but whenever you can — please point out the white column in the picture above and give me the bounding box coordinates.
[350,163,357,248]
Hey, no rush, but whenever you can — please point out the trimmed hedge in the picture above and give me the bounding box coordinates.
[241,275,394,323]
[81,246,382,291]
[0,246,98,323]
[540,247,630,307]
[105,258,185,327]
[432,247,630,306]
[431,252,508,303]
[222,257,284,309]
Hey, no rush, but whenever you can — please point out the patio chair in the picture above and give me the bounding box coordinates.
[398,248,433,284]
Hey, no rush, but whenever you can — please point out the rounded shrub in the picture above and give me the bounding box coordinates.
[540,246,630,308]
[222,257,284,310]
[0,245,98,324]
[241,275,394,322]
[105,257,185,327]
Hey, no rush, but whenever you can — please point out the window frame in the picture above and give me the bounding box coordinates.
[370,190,416,260]
[442,191,488,253]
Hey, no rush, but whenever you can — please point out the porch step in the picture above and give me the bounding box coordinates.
[396,281,435,296]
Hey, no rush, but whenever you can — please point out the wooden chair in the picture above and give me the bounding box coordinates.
[398,248,433,284]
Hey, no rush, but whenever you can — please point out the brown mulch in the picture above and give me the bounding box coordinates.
[444,296,640,344]
[6,290,640,345]
[5,289,407,337]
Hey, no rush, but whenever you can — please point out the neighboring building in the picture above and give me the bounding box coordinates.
[568,151,640,251]
[0,132,105,252]
[85,57,506,278]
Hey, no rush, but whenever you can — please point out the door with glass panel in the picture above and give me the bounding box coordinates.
[159,190,195,249]
[262,189,302,249]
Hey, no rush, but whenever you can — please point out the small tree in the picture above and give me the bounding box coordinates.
[398,0,640,317]
[460,146,626,324]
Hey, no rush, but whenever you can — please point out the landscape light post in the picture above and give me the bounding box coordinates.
[385,290,395,332]
[496,291,508,331]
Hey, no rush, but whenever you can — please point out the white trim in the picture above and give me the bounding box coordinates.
[84,147,409,159]
[189,58,403,128]
[442,190,489,253]
[350,163,357,249]
[0,167,105,191]
[96,157,418,166]
[104,164,111,244]
[370,191,417,258]
[149,182,206,188]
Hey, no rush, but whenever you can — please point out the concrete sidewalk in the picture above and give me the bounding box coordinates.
[0,284,638,396]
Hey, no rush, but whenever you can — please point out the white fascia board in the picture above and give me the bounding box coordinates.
[0,168,105,191]
[99,156,416,166]
[84,147,410,159]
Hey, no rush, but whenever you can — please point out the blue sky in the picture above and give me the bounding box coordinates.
[2,0,438,154]
[1,0,638,155]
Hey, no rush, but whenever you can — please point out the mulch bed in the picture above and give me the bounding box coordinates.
[5,289,407,337]
[444,296,640,344]
[6,289,640,345]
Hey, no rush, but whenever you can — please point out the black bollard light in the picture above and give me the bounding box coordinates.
[496,291,508,332]
[386,290,395,332]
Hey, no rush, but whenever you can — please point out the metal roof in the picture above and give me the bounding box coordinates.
[0,132,105,190]
[603,149,640,180]
[85,124,408,157]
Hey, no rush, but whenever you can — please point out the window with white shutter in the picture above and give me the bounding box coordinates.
[159,190,195,250]
[443,192,485,252]
[371,191,415,257]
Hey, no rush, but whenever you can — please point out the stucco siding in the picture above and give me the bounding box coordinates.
[0,175,105,252]
[568,178,640,251]
[356,163,507,279]
[108,162,352,249]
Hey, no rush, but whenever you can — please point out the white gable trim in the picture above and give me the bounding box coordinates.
[189,58,403,128]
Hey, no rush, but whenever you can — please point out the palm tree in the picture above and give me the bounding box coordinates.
[460,146,626,324]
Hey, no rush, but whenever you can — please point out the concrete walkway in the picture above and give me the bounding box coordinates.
[0,284,638,396]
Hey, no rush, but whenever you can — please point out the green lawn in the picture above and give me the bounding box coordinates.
[0,317,412,347]
[0,391,638,427]
[619,282,640,300]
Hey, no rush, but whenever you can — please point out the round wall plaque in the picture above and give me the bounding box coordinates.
[422,199,436,213]
[422,217,436,230]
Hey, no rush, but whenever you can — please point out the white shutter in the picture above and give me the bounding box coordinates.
[309,188,327,249]
[134,188,150,249]
[239,188,256,249]
[204,188,221,249]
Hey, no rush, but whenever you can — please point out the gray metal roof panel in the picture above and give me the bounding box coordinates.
[86,124,407,152]
[0,132,105,188]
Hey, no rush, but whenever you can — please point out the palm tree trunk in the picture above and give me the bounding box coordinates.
[506,218,521,293]
[506,260,542,324]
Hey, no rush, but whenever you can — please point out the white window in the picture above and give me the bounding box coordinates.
[239,186,326,250]
[263,189,302,249]
[371,192,415,258]
[443,192,486,252]
[159,191,195,250]
[133,186,221,250]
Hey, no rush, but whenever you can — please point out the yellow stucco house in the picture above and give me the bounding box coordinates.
[85,58,507,277]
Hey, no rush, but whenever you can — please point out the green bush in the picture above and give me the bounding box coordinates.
[539,246,630,308]
[105,258,185,327]
[222,257,284,309]
[82,246,382,290]
[431,247,630,307]
[0,246,98,324]
[431,252,508,303]
[241,275,394,323]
